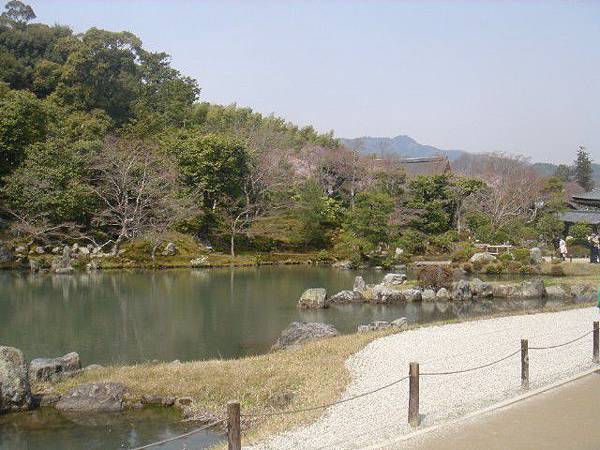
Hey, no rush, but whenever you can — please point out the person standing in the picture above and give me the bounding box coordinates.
[589,233,600,264]
[559,238,568,261]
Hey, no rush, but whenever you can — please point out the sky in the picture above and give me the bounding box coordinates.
[27,0,600,164]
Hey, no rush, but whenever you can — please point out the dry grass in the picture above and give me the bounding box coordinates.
[36,301,596,445]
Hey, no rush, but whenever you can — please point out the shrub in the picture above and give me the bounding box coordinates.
[461,262,473,273]
[417,265,453,289]
[512,248,530,264]
[484,262,506,274]
[451,242,476,262]
[396,229,427,255]
[428,230,459,253]
[550,265,565,277]
[498,252,513,263]
[315,250,333,263]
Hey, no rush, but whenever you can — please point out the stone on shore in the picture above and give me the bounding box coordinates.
[436,287,451,301]
[51,246,73,274]
[421,289,436,302]
[55,382,128,412]
[530,247,543,264]
[329,290,363,304]
[451,279,472,301]
[545,285,569,298]
[29,352,81,382]
[370,284,404,303]
[515,280,546,298]
[470,278,493,298]
[381,273,407,286]
[353,276,366,293]
[390,317,409,330]
[402,288,422,302]
[492,284,514,298]
[298,288,328,309]
[469,252,497,264]
[0,346,32,414]
[161,242,177,256]
[271,322,339,351]
[570,284,596,301]
[332,260,352,269]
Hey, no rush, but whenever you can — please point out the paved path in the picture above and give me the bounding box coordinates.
[403,371,600,450]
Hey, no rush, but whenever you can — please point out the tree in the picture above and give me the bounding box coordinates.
[1,1,35,27]
[553,164,571,183]
[573,146,594,192]
[294,178,340,247]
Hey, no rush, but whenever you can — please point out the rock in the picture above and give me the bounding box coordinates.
[0,243,12,263]
[86,260,98,271]
[332,260,352,269]
[530,247,543,264]
[161,242,177,256]
[271,322,339,351]
[570,284,595,301]
[436,287,450,301]
[190,256,208,268]
[353,276,366,292]
[451,280,472,301]
[329,290,363,304]
[35,246,45,254]
[469,252,497,264]
[421,289,436,302]
[29,352,81,382]
[470,278,493,298]
[0,346,32,413]
[174,397,193,408]
[515,280,545,298]
[545,285,568,298]
[394,247,404,257]
[391,317,409,330]
[492,284,514,298]
[402,288,422,302]
[298,288,328,309]
[83,364,104,372]
[15,246,26,254]
[72,243,79,251]
[371,284,405,303]
[79,247,90,256]
[141,395,176,406]
[452,267,468,281]
[52,247,61,254]
[357,325,370,333]
[29,259,40,272]
[34,393,61,407]
[382,273,407,286]
[51,246,73,274]
[55,382,128,412]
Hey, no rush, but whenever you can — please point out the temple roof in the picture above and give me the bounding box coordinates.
[572,189,600,202]
[397,156,451,177]
[559,210,600,225]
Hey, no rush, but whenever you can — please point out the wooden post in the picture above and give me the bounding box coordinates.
[227,401,241,450]
[408,362,420,427]
[521,339,529,389]
[593,322,599,364]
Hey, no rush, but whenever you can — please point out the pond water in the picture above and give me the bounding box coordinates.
[0,266,582,365]
[0,266,587,450]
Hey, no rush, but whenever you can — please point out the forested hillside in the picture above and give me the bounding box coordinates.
[0,1,590,269]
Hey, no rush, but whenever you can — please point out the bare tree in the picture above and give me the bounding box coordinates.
[91,137,198,255]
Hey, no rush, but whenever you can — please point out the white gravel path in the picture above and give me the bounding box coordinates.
[251,307,600,450]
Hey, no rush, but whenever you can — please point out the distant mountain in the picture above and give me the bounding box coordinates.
[340,135,467,161]
[531,162,600,185]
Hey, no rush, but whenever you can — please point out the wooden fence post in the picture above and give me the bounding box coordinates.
[593,322,599,364]
[227,401,241,450]
[408,362,420,427]
[521,339,529,389]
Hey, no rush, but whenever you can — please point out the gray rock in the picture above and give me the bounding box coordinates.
[83,364,104,372]
[469,252,497,264]
[55,382,128,412]
[35,246,45,254]
[371,284,405,303]
[15,246,26,254]
[492,284,514,298]
[29,259,40,272]
[391,317,409,330]
[515,280,545,298]
[332,260,352,269]
[52,247,61,254]
[436,287,450,301]
[29,352,81,382]
[0,346,32,413]
[358,321,390,332]
[353,276,366,293]
[382,273,407,286]
[530,247,543,264]
[570,284,595,301]
[0,243,12,263]
[421,289,436,302]
[452,268,468,281]
[271,322,339,350]
[51,246,73,274]
[471,278,493,298]
[402,288,422,302]
[78,247,90,256]
[298,288,328,309]
[357,325,370,333]
[141,394,176,406]
[545,285,568,298]
[329,290,363,304]
[161,242,177,256]
[72,243,79,252]
[451,280,472,301]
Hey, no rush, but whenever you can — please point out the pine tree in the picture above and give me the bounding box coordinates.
[574,146,594,192]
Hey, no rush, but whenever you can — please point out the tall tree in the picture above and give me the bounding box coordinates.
[573,146,594,192]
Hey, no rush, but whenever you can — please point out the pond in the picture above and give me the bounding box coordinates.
[0,266,581,365]
[0,265,586,450]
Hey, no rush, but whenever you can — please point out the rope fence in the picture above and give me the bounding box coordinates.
[132,321,600,450]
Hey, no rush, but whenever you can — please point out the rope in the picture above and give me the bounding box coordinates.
[529,330,593,350]
[130,419,225,450]
[421,349,521,376]
[242,376,409,418]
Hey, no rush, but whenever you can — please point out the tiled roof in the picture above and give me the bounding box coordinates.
[559,210,600,225]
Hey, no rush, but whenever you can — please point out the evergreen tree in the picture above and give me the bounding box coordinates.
[573,146,594,192]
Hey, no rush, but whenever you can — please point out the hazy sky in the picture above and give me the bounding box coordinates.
[28,0,600,164]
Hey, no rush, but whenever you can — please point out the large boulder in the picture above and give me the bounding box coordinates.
[298,288,328,309]
[382,273,407,286]
[570,284,596,301]
[271,322,339,351]
[51,246,73,274]
[332,260,352,269]
[492,284,515,298]
[402,288,422,302]
[422,289,436,302]
[470,278,493,298]
[353,276,366,293]
[515,280,546,299]
[0,242,12,264]
[391,317,409,330]
[329,290,363,304]
[161,242,177,256]
[29,352,81,382]
[436,287,450,301]
[0,346,32,413]
[55,382,128,412]
[370,284,405,303]
[451,280,472,301]
[469,252,497,264]
[452,267,468,281]
[545,285,569,299]
[530,247,543,265]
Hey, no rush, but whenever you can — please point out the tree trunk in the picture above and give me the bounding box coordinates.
[230,229,236,259]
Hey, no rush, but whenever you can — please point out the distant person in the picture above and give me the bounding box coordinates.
[559,238,568,261]
[589,234,600,264]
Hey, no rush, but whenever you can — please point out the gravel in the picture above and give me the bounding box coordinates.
[251,307,599,449]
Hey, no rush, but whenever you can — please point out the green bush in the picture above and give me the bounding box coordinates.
[428,230,459,253]
[512,248,530,264]
[396,229,427,255]
[498,252,513,262]
[451,242,476,262]
[417,265,453,289]
[484,262,506,274]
